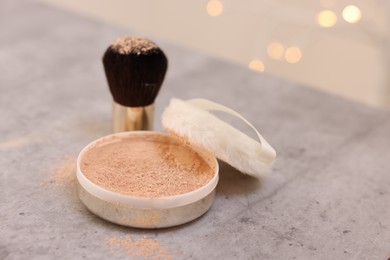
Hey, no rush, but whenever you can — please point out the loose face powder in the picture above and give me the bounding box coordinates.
[80,134,214,198]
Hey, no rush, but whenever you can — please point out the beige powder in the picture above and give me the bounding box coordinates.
[81,135,214,197]
[107,235,172,260]
[42,155,77,188]
[111,36,158,55]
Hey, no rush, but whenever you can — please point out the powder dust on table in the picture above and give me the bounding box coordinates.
[80,135,214,197]
[42,154,77,188]
[107,235,172,260]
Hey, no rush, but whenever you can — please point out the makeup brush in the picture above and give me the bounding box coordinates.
[102,36,168,132]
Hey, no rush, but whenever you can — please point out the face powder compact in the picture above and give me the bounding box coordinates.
[76,98,276,228]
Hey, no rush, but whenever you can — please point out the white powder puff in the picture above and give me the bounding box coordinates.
[162,98,276,178]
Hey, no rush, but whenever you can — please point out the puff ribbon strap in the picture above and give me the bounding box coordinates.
[186,98,276,165]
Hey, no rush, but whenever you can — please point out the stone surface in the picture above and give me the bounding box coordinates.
[1,1,390,259]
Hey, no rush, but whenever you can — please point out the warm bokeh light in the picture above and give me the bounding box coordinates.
[285,47,302,64]
[317,10,337,28]
[248,60,265,72]
[342,5,361,24]
[267,42,285,60]
[207,0,223,17]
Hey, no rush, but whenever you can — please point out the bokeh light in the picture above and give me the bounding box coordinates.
[207,0,223,17]
[248,60,265,72]
[342,5,361,24]
[285,47,302,64]
[267,42,285,60]
[317,10,337,28]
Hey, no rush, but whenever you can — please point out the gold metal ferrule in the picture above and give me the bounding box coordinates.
[112,102,154,133]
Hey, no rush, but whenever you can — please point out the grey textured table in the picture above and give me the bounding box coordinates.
[2,1,390,260]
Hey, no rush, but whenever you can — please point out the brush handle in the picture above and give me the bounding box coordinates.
[112,102,154,132]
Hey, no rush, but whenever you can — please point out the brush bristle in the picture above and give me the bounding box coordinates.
[102,36,168,107]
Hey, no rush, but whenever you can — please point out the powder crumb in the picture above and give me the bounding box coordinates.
[107,235,172,260]
[42,155,77,188]
[81,135,215,197]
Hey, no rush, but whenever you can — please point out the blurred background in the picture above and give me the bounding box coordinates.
[40,0,390,108]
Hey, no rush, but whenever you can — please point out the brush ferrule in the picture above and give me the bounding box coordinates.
[112,102,154,132]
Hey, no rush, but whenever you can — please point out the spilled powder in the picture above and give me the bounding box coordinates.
[81,135,214,197]
[107,235,172,260]
[42,155,77,188]
[0,134,35,150]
